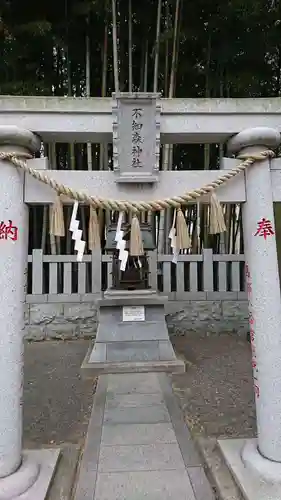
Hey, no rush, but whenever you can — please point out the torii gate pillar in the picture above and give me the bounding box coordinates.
[219,127,281,498]
[0,126,59,499]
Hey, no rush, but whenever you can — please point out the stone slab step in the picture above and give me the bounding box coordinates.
[96,321,169,342]
[88,340,177,363]
[81,346,185,377]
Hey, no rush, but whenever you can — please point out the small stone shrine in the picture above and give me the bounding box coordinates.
[82,93,184,374]
[105,221,154,290]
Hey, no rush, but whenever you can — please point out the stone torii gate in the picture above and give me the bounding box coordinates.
[1,93,281,498]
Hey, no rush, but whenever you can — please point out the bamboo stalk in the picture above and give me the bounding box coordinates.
[128,0,133,92]
[112,0,119,92]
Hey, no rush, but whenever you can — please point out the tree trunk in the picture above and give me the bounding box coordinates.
[153,0,162,93]
[128,0,133,92]
[164,1,170,97]
[143,41,148,92]
[112,0,119,92]
[168,0,180,99]
[86,21,93,171]
[100,22,109,171]
[160,0,181,253]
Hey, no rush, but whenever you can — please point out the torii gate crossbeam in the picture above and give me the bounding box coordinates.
[0,94,281,499]
[1,95,281,143]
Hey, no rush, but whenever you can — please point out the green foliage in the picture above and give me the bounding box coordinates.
[14,21,52,36]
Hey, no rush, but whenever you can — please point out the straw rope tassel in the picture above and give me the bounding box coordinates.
[168,209,178,262]
[88,206,100,250]
[50,195,65,237]
[97,209,104,242]
[130,214,144,256]
[176,208,191,250]
[196,201,201,250]
[209,192,226,234]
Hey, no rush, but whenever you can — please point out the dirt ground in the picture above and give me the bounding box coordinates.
[172,333,256,439]
[23,334,256,448]
[23,340,95,448]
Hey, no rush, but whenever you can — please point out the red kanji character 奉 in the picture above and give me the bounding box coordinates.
[0,220,18,241]
[254,218,274,240]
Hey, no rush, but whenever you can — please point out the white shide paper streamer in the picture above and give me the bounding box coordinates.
[69,201,86,262]
[169,210,178,264]
[115,212,128,271]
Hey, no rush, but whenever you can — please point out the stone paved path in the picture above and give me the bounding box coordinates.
[74,373,215,500]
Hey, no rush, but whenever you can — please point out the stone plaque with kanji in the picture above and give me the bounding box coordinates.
[112,92,161,183]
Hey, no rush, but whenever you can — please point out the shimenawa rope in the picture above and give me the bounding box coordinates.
[0,149,275,253]
[0,150,274,213]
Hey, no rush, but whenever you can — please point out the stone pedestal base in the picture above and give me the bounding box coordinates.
[81,290,185,376]
[0,448,60,500]
[218,438,281,500]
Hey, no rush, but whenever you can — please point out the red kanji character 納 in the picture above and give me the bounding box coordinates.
[0,220,18,241]
[254,218,274,240]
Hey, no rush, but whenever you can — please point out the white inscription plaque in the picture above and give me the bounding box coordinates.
[122,306,145,322]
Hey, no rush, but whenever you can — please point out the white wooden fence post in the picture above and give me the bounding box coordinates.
[91,249,102,294]
[202,248,214,292]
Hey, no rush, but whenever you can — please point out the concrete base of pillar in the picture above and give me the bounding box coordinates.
[0,448,60,500]
[81,290,185,376]
[218,438,281,500]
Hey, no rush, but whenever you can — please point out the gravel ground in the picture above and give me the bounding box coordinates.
[23,340,95,448]
[171,333,256,439]
[22,335,256,448]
